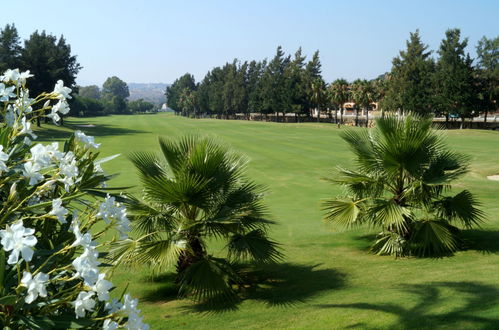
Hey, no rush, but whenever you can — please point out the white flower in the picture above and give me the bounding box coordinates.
[14,89,33,114]
[30,143,62,168]
[22,161,44,185]
[75,131,100,149]
[121,295,149,330]
[49,198,68,224]
[1,68,20,83]
[0,145,9,173]
[59,176,75,192]
[126,312,149,330]
[53,80,72,100]
[71,219,95,249]
[105,298,123,313]
[19,70,33,85]
[46,108,61,124]
[0,221,37,264]
[21,271,49,303]
[73,291,96,318]
[0,83,16,101]
[103,319,119,330]
[72,246,100,286]
[23,137,32,146]
[52,99,70,115]
[92,273,113,301]
[97,195,130,239]
[20,116,37,139]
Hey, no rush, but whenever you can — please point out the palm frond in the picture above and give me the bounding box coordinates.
[322,199,364,228]
[178,256,241,303]
[410,219,459,256]
[434,190,484,228]
[370,199,413,233]
[227,229,283,263]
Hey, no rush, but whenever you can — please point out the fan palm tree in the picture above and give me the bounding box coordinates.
[329,79,350,127]
[310,78,326,122]
[323,114,483,257]
[113,136,281,302]
[351,79,371,127]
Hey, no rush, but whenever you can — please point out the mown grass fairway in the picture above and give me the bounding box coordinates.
[37,113,499,329]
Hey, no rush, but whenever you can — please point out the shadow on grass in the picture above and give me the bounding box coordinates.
[461,229,499,254]
[140,273,179,303]
[317,281,499,329]
[187,263,346,313]
[34,121,149,141]
[352,233,377,251]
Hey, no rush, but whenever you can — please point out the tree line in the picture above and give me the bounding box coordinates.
[74,77,157,116]
[166,28,498,128]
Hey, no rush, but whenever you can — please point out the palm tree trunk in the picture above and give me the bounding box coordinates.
[355,108,359,126]
[365,108,369,127]
[317,107,320,123]
[175,236,204,283]
[334,107,338,125]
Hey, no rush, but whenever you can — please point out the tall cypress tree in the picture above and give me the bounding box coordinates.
[434,29,477,127]
[386,30,435,115]
[304,50,324,117]
[476,36,499,122]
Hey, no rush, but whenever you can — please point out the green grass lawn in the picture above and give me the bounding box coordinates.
[36,113,499,329]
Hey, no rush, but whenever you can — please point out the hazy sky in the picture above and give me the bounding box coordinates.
[4,0,498,86]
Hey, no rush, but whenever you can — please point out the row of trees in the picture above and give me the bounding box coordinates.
[166,46,324,121]
[166,29,498,127]
[73,77,157,116]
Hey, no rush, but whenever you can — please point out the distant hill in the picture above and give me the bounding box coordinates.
[128,83,170,105]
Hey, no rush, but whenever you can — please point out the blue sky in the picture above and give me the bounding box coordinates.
[3,0,498,86]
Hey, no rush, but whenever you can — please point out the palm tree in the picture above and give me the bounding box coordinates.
[329,79,350,127]
[113,136,281,302]
[323,114,483,257]
[310,78,326,122]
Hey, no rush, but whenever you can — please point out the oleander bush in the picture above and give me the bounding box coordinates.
[0,69,148,329]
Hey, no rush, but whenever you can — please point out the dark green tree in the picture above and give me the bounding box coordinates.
[260,46,290,120]
[0,24,21,72]
[475,36,499,122]
[21,30,81,125]
[166,73,196,115]
[285,47,308,122]
[385,30,435,115]
[78,85,101,99]
[433,29,477,128]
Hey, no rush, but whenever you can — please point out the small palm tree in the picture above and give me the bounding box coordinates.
[329,79,350,127]
[310,78,326,122]
[323,114,483,257]
[114,136,281,302]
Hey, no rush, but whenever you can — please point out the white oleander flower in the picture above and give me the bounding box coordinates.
[49,198,68,224]
[0,221,37,264]
[103,319,119,330]
[0,83,16,101]
[73,291,96,318]
[126,312,149,330]
[22,161,44,185]
[20,116,37,139]
[1,68,20,83]
[92,273,113,301]
[105,298,123,313]
[21,271,49,303]
[53,80,72,100]
[71,220,95,249]
[72,246,100,286]
[14,89,33,114]
[19,70,34,85]
[46,108,61,124]
[52,99,70,115]
[75,131,100,149]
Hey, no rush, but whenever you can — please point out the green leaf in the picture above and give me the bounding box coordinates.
[322,199,363,228]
